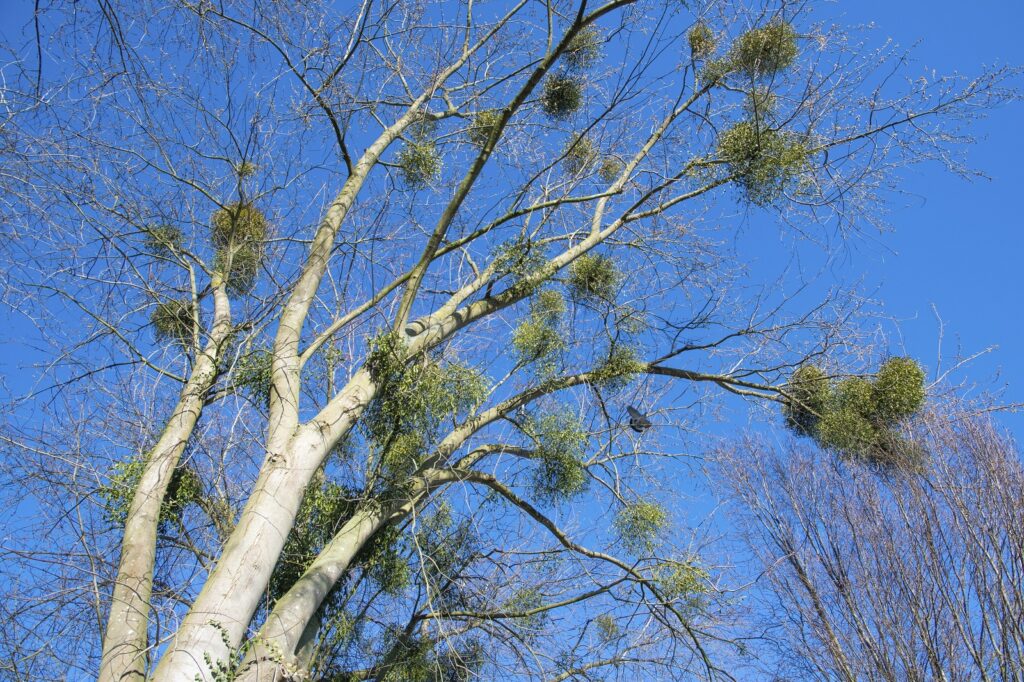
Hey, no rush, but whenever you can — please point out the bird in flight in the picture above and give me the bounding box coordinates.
[626,406,651,433]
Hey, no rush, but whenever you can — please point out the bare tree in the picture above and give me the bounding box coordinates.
[721,409,1024,681]
[0,0,1016,680]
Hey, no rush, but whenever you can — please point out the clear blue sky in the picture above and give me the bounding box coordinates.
[817,0,1024,432]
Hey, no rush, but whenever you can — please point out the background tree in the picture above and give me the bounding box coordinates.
[0,0,1016,680]
[720,408,1024,681]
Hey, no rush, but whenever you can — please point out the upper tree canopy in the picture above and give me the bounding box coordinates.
[0,1,1016,680]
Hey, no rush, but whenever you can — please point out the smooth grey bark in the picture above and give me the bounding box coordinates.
[98,286,232,682]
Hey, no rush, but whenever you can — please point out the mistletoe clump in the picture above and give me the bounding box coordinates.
[564,26,603,71]
[528,412,588,503]
[98,455,203,531]
[688,22,717,59]
[783,357,928,468]
[145,224,183,255]
[563,135,599,176]
[512,290,566,369]
[211,202,267,294]
[395,137,440,187]
[541,72,584,119]
[397,140,442,189]
[235,348,274,404]
[592,344,645,391]
[151,299,195,345]
[731,20,799,79]
[718,120,809,206]
[468,109,503,148]
[568,253,619,302]
[614,500,668,554]
[598,157,624,183]
[365,332,487,476]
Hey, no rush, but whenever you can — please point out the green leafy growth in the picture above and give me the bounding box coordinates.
[717,120,809,206]
[151,299,195,346]
[196,622,281,682]
[145,224,183,255]
[688,22,717,59]
[468,109,503,148]
[592,344,645,391]
[872,356,927,421]
[782,365,830,435]
[397,140,442,189]
[730,20,798,79]
[492,235,547,288]
[380,631,434,682]
[235,348,273,403]
[98,455,203,530]
[568,253,619,302]
[615,500,668,554]
[512,290,566,369]
[211,202,267,294]
[234,160,258,179]
[653,559,709,604]
[527,412,588,503]
[541,73,584,120]
[782,358,928,468]
[563,135,599,176]
[505,586,549,638]
[269,475,358,603]
[594,614,619,642]
[598,157,624,183]
[564,26,603,71]
[365,332,487,476]
[364,524,411,595]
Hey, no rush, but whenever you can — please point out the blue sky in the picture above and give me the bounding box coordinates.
[813,0,1024,432]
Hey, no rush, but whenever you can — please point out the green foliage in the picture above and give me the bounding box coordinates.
[527,412,588,502]
[364,524,411,595]
[783,365,831,435]
[380,632,434,682]
[211,202,267,294]
[234,348,273,403]
[594,614,619,642]
[653,559,709,604]
[151,299,195,345]
[872,356,927,421]
[234,160,258,178]
[505,586,548,638]
[145,224,183,255]
[730,20,798,79]
[782,358,928,468]
[492,235,547,287]
[615,500,668,554]
[269,475,359,603]
[564,26,603,71]
[365,332,487,476]
[512,290,566,369]
[98,454,203,530]
[397,140,442,189]
[563,135,599,176]
[568,253,619,302]
[541,73,584,120]
[197,622,281,682]
[688,22,717,59]
[592,344,645,391]
[598,156,624,183]
[468,109,503,148]
[717,120,809,206]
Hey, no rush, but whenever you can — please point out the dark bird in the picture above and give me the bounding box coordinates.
[626,406,651,433]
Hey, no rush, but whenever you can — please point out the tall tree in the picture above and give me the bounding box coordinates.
[0,1,1015,680]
